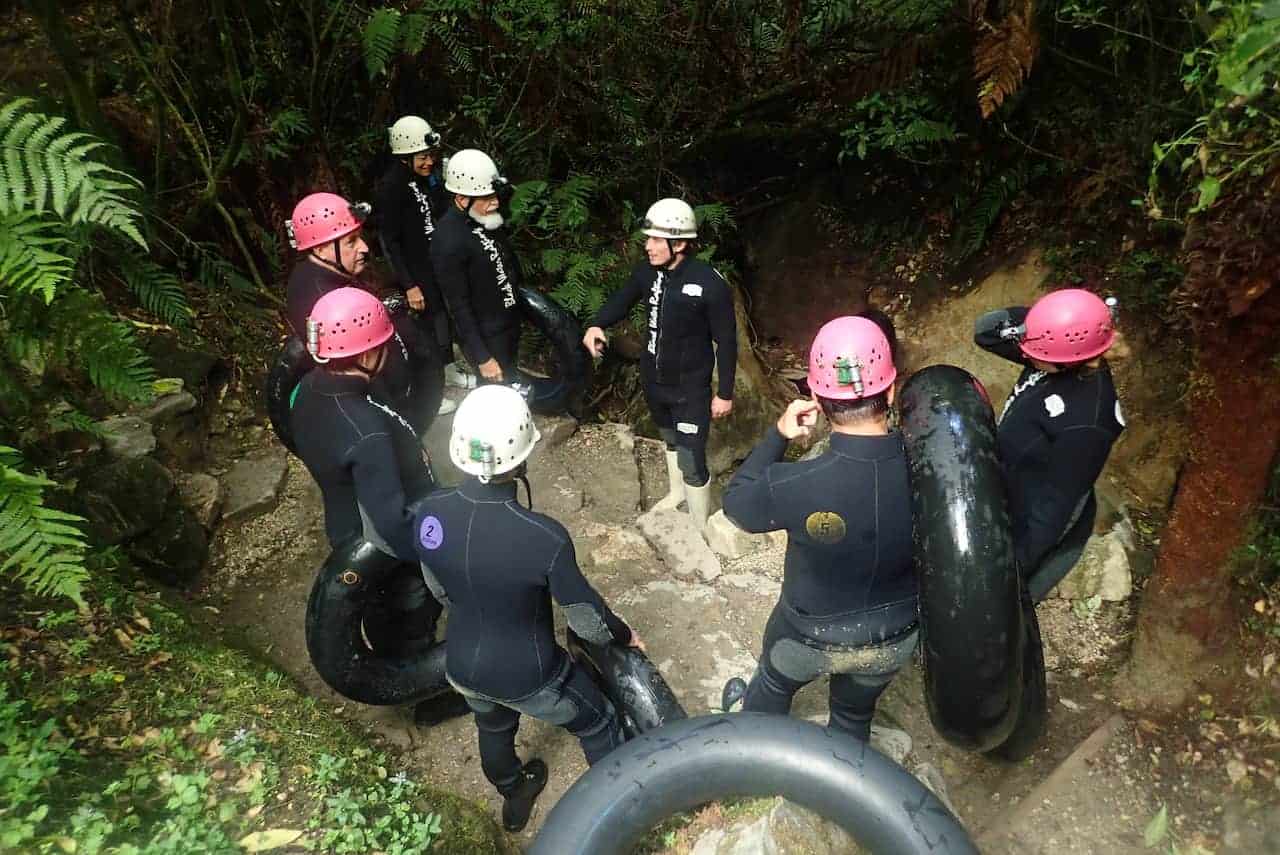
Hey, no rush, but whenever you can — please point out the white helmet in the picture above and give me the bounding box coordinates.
[449,385,541,482]
[445,148,504,196]
[642,198,697,240]
[388,116,440,155]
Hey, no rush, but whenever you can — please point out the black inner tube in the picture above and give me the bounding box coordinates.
[304,538,454,706]
[564,628,687,739]
[511,285,593,418]
[899,365,1024,753]
[265,336,310,455]
[530,713,978,855]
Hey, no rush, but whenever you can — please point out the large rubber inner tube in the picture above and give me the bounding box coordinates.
[265,336,311,455]
[531,713,977,855]
[305,538,454,706]
[899,365,1024,753]
[511,286,592,417]
[564,628,687,738]
[988,591,1047,761]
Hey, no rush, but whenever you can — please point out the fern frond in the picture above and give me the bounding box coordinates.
[0,446,88,606]
[0,212,75,303]
[400,12,431,56]
[551,175,599,231]
[973,0,1040,119]
[363,8,402,79]
[0,98,146,247]
[955,162,1047,258]
[116,253,193,328]
[426,18,475,73]
[40,290,156,402]
[508,180,550,229]
[694,203,736,238]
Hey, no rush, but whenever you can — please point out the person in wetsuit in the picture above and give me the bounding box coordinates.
[582,198,737,532]
[430,149,523,386]
[374,116,455,418]
[290,287,443,680]
[720,316,916,742]
[974,287,1126,601]
[283,191,441,435]
[411,384,642,832]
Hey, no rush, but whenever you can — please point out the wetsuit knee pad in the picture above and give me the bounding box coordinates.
[658,428,678,451]
[675,445,708,486]
[769,638,829,684]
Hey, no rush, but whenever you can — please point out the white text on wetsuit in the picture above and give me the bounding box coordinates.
[647,272,664,357]
[473,228,517,309]
[409,182,434,236]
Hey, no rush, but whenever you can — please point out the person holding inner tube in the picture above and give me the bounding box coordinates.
[411,384,642,832]
[284,192,439,435]
[720,316,917,742]
[974,287,1126,602]
[430,149,523,386]
[374,115,456,419]
[582,198,737,532]
[290,287,452,716]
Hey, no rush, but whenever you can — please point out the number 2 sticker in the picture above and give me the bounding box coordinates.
[418,515,444,550]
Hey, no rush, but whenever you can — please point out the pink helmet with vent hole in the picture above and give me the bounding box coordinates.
[286,192,366,251]
[1020,288,1116,363]
[808,316,896,400]
[305,287,393,362]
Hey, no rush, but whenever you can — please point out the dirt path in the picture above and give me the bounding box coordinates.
[200,404,1154,850]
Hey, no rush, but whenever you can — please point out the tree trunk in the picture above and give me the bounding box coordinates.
[27,0,112,138]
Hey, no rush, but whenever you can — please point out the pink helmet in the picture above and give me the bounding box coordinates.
[808,316,896,400]
[305,288,394,362]
[286,192,367,251]
[1020,288,1116,363]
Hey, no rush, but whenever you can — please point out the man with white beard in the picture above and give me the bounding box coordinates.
[430,149,524,385]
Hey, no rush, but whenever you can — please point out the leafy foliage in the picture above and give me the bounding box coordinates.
[0,98,146,247]
[0,447,89,606]
[363,8,474,80]
[117,252,195,328]
[954,161,1049,258]
[0,212,76,303]
[973,0,1040,118]
[839,89,959,163]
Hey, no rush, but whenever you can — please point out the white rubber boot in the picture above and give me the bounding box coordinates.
[651,451,685,511]
[686,480,713,532]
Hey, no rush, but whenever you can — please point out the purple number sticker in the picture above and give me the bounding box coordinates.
[418,515,444,550]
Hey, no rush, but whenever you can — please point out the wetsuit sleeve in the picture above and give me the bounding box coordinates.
[348,433,417,561]
[722,426,789,532]
[708,274,738,400]
[591,266,647,329]
[376,181,416,291]
[974,306,1030,365]
[548,540,631,645]
[1017,426,1113,571]
[434,233,492,366]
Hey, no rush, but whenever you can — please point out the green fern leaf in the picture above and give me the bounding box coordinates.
[0,212,75,303]
[0,98,145,248]
[363,8,402,79]
[117,254,193,328]
[0,446,88,606]
[401,12,431,56]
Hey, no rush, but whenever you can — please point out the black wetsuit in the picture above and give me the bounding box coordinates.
[592,258,738,485]
[375,161,453,366]
[411,479,627,790]
[722,427,918,740]
[284,259,441,434]
[291,369,441,651]
[975,307,1126,600]
[430,206,523,379]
